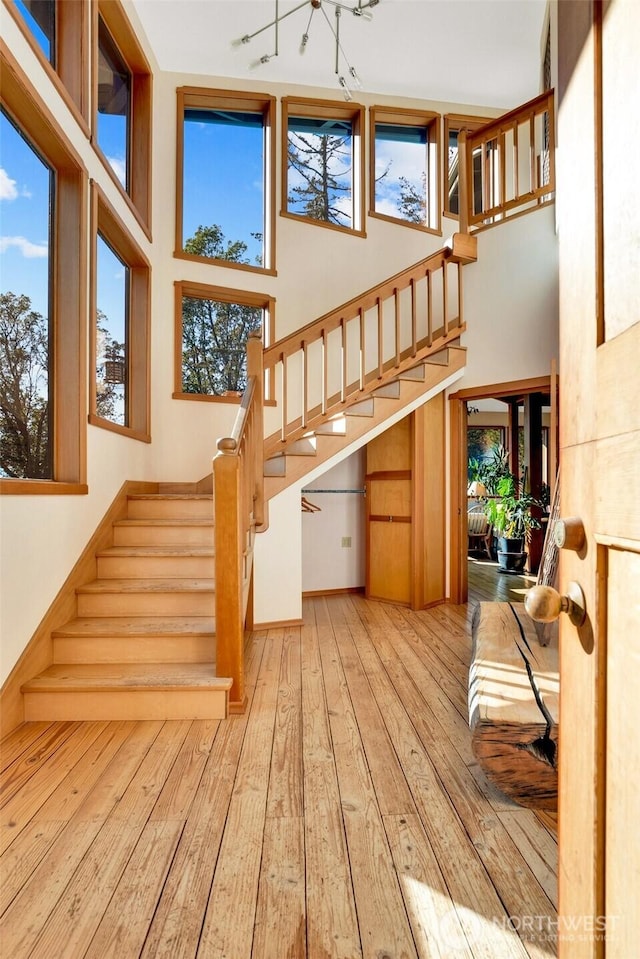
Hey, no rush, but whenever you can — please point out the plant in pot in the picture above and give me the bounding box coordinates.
[484,475,542,573]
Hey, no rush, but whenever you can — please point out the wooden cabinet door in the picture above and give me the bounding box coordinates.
[557,1,640,954]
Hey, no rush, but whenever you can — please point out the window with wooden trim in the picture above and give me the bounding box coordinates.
[7,0,88,125]
[94,1,152,233]
[176,88,276,274]
[370,107,440,232]
[174,282,273,401]
[0,45,87,494]
[90,184,150,441]
[443,114,490,218]
[283,97,365,234]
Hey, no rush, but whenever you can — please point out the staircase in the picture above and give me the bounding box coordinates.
[264,345,466,498]
[21,491,232,721]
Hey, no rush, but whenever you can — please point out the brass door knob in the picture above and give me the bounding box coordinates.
[525,583,587,627]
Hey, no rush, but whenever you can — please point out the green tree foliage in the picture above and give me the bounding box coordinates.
[181,225,262,396]
[287,130,352,226]
[0,291,50,479]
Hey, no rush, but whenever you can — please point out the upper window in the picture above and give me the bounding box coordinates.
[90,184,150,441]
[370,108,440,232]
[283,97,365,234]
[7,0,88,124]
[1,44,87,494]
[176,88,276,274]
[0,109,53,480]
[94,2,152,233]
[173,282,274,401]
[443,115,490,218]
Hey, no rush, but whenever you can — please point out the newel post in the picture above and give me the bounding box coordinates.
[457,129,470,234]
[214,439,245,709]
[247,331,265,529]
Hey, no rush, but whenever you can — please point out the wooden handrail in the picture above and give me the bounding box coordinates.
[263,234,476,457]
[213,332,264,711]
[463,89,555,230]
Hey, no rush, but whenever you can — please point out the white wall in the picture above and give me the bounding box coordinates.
[301,452,366,594]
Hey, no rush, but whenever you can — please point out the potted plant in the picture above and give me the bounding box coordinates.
[484,475,542,573]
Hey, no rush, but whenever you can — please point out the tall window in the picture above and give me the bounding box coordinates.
[443,115,490,218]
[12,0,55,62]
[0,110,53,479]
[283,98,364,234]
[177,89,275,273]
[90,185,150,441]
[94,1,152,231]
[1,45,86,494]
[97,16,130,191]
[370,108,439,232]
[174,283,273,401]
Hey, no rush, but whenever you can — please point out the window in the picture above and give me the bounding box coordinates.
[7,0,88,125]
[370,108,440,232]
[176,88,276,274]
[283,97,365,234]
[1,45,86,494]
[90,183,150,441]
[443,115,490,218]
[94,2,152,233]
[174,282,274,401]
[0,109,53,480]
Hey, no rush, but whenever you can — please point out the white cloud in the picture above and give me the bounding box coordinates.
[0,168,18,201]
[107,156,127,187]
[0,235,48,258]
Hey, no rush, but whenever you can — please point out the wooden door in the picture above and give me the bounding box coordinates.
[557,1,640,955]
[365,417,412,605]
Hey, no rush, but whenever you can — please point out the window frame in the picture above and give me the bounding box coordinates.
[4,0,90,134]
[173,281,274,404]
[443,113,491,220]
[0,40,88,495]
[175,87,277,276]
[369,106,441,235]
[93,0,152,238]
[89,180,151,441]
[282,96,365,236]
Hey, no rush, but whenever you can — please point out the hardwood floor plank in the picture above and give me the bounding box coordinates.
[0,722,107,855]
[0,819,65,916]
[301,613,362,959]
[497,810,558,908]
[82,820,184,959]
[140,715,251,959]
[1,721,78,806]
[252,816,306,959]
[150,720,220,822]
[0,722,53,772]
[384,813,474,959]
[265,627,303,820]
[317,607,419,959]
[196,630,284,959]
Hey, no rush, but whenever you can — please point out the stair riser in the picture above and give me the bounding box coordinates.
[77,592,214,617]
[96,556,215,579]
[54,636,214,664]
[23,689,228,722]
[127,500,213,520]
[113,526,214,547]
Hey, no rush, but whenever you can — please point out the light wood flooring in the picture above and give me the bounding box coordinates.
[0,592,558,958]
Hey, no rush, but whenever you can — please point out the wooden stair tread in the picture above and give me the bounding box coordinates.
[97,546,215,558]
[52,616,215,637]
[127,493,213,501]
[22,663,231,692]
[114,518,214,527]
[77,578,215,594]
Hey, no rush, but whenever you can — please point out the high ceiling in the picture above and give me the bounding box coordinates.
[131,0,548,110]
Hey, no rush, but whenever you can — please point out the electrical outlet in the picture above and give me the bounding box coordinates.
[341,536,352,548]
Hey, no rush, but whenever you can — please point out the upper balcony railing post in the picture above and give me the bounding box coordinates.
[247,331,264,529]
[457,129,470,234]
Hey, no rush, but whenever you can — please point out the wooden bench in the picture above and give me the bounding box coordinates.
[469,601,559,810]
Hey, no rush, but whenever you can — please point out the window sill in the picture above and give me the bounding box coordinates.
[88,414,151,443]
[0,480,88,496]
